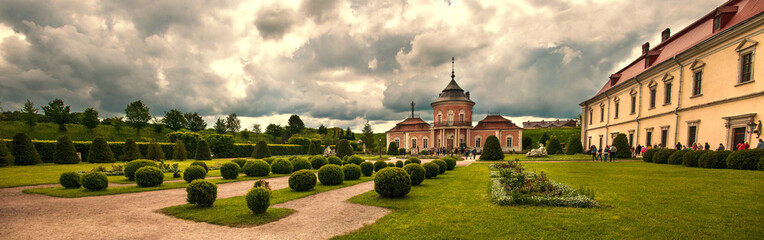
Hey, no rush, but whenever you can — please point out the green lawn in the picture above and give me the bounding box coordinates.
[502,153,602,161]
[335,162,763,239]
[161,176,375,227]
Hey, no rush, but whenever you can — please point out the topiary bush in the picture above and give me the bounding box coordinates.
[387,142,399,155]
[246,187,271,214]
[146,141,166,160]
[668,149,691,165]
[682,150,709,167]
[220,162,241,179]
[0,140,14,167]
[374,160,387,172]
[88,137,115,163]
[653,149,677,164]
[395,160,404,168]
[643,148,659,162]
[374,167,411,198]
[271,159,294,174]
[612,134,632,158]
[125,159,158,181]
[360,161,374,176]
[698,150,731,169]
[406,157,421,165]
[232,158,247,168]
[135,166,164,187]
[243,160,271,177]
[54,136,80,164]
[342,155,349,164]
[173,140,187,160]
[387,162,395,168]
[120,138,143,162]
[309,155,328,169]
[195,140,212,160]
[565,135,584,154]
[726,149,764,170]
[292,158,312,171]
[423,162,439,179]
[263,157,275,165]
[186,179,217,207]
[443,158,456,170]
[346,155,363,165]
[480,135,504,160]
[336,139,353,159]
[252,141,272,159]
[183,165,207,183]
[59,172,81,188]
[758,156,764,170]
[81,172,108,190]
[190,161,209,172]
[546,137,562,155]
[432,159,447,174]
[403,163,425,186]
[318,164,344,185]
[288,169,317,191]
[323,156,338,165]
[343,164,362,180]
[11,133,41,165]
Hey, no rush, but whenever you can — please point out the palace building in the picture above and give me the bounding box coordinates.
[386,59,523,153]
[580,0,764,150]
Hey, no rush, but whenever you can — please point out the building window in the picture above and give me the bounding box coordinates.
[589,109,593,125]
[438,113,442,124]
[660,129,668,148]
[631,95,636,114]
[693,71,703,96]
[688,126,697,145]
[459,113,464,122]
[475,137,481,148]
[436,139,440,148]
[506,137,512,147]
[423,138,428,149]
[646,131,653,147]
[395,139,400,147]
[600,106,604,122]
[447,111,454,123]
[411,139,417,148]
[614,101,619,118]
[649,88,656,108]
[629,133,634,147]
[740,52,753,83]
[713,16,721,30]
[588,137,592,147]
[598,136,603,149]
[664,83,672,104]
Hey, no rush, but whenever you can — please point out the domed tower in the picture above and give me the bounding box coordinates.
[431,58,475,150]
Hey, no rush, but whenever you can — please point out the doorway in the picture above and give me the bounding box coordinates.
[733,127,746,149]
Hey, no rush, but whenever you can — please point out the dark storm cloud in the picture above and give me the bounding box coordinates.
[300,0,343,23]
[254,5,299,40]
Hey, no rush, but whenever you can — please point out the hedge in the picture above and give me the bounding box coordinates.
[726,149,764,170]
[668,149,691,165]
[643,148,659,162]
[698,150,731,169]
[682,150,709,167]
[653,149,677,164]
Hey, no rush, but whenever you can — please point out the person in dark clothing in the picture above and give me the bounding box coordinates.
[675,142,682,150]
[590,145,597,161]
[704,142,710,150]
[635,145,642,156]
[716,143,725,151]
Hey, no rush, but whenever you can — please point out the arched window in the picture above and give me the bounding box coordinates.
[394,138,400,147]
[506,137,513,147]
[447,110,454,123]
[459,109,465,122]
[411,138,417,148]
[437,111,443,124]
[475,137,482,148]
[423,138,429,149]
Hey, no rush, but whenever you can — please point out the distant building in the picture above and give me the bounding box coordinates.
[522,119,577,129]
[580,0,764,150]
[386,58,523,153]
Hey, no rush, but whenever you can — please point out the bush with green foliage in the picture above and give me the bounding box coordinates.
[292,158,312,171]
[120,139,143,162]
[682,150,709,167]
[698,150,731,168]
[443,158,456,170]
[387,142,399,155]
[565,136,584,154]
[88,137,115,163]
[546,137,562,155]
[271,159,294,174]
[252,141,272,159]
[243,160,270,177]
[479,135,504,160]
[195,140,212,160]
[395,160,404,168]
[220,162,241,179]
[343,164,362,180]
[342,155,349,163]
[360,161,374,176]
[346,155,363,165]
[205,134,236,158]
[232,158,247,168]
[423,162,439,179]
[387,162,395,168]
[643,148,659,162]
[54,136,79,164]
[135,166,164,187]
[374,167,411,198]
[374,160,387,172]
[183,165,207,183]
[289,170,317,191]
[190,161,209,172]
[0,140,13,167]
[668,149,691,165]
[611,134,631,158]
[405,157,421,165]
[186,179,217,207]
[125,160,158,181]
[403,163,425,186]
[432,159,447,174]
[246,187,271,214]
[167,132,200,159]
[318,164,344,186]
[146,141,165,160]
[327,156,342,165]
[653,149,677,164]
[262,157,275,165]
[310,155,328,169]
[81,172,108,190]
[173,140,187,160]
[726,149,764,170]
[12,133,41,165]
[59,172,81,188]
[522,136,533,150]
[336,139,353,159]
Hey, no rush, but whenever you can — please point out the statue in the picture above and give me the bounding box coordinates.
[323,146,335,157]
[526,143,548,157]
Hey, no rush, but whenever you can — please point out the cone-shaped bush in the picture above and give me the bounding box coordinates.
[11,133,41,165]
[289,169,317,191]
[387,142,398,155]
[479,135,504,160]
[146,141,165,160]
[252,141,271,159]
[195,140,212,160]
[612,134,631,158]
[246,187,270,214]
[120,139,143,162]
[403,163,425,186]
[318,164,344,185]
[220,162,241,179]
[186,179,217,207]
[125,160,158,181]
[59,172,81,188]
[547,137,562,155]
[88,137,115,163]
[566,136,584,154]
[173,140,187,160]
[374,167,411,198]
[310,155,328,169]
[336,139,353,159]
[0,140,14,167]
[360,161,374,176]
[54,135,79,164]
[307,142,317,155]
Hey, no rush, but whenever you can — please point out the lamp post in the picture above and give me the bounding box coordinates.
[378,138,383,159]
[450,135,454,157]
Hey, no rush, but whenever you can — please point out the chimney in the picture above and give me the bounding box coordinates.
[642,42,650,55]
[661,28,671,42]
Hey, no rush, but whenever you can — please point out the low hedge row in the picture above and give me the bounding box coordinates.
[648,148,764,170]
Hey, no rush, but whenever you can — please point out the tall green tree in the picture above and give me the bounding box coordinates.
[265,124,283,138]
[317,124,328,135]
[151,117,164,133]
[120,138,143,161]
[287,114,305,136]
[479,135,504,160]
[21,99,38,129]
[522,136,533,150]
[41,99,71,132]
[539,132,550,147]
[111,116,124,133]
[612,133,632,158]
[387,142,399,155]
[344,127,355,140]
[252,124,262,134]
[566,135,584,154]
[214,118,227,134]
[252,141,271,158]
[547,137,562,154]
[336,139,353,159]
[360,121,375,153]
[163,109,187,131]
[81,108,100,131]
[125,100,151,136]
[184,112,207,132]
[226,113,240,134]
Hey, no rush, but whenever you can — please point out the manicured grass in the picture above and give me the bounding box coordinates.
[335,162,763,239]
[502,153,602,161]
[161,176,375,227]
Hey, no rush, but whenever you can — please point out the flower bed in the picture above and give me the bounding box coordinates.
[489,161,598,208]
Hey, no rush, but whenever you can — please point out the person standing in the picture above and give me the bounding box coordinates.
[704,142,710,150]
[741,142,750,150]
[636,144,642,156]
[472,149,477,160]
[717,143,725,151]
[597,147,603,161]
[675,142,682,150]
[610,145,617,161]
[590,145,597,161]
[756,139,764,149]
[603,145,610,162]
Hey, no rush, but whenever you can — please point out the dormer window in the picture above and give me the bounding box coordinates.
[713,6,738,32]
[714,16,722,30]
[609,74,621,86]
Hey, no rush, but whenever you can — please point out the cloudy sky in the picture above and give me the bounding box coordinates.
[0,0,723,132]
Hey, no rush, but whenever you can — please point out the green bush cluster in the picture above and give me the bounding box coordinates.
[59,172,81,188]
[243,160,271,177]
[0,140,13,167]
[289,170,317,191]
[172,140,187,160]
[682,150,709,167]
[343,164,362,180]
[698,150,731,168]
[125,160,158,181]
[374,160,387,172]
[565,136,584,154]
[611,134,632,158]
[387,162,395,168]
[643,148,659,162]
[403,163,425,186]
[423,162,439,179]
[146,141,165,160]
[262,157,275,165]
[183,165,207,183]
[668,149,691,165]
[346,155,363,165]
[395,160,403,168]
[546,137,562,155]
[432,159,447,174]
[186,179,217,207]
[359,161,374,176]
[310,155,328,169]
[726,149,764,170]
[318,164,344,186]
[271,159,294,174]
[54,136,80,164]
[335,139,353,159]
[135,166,164,187]
[81,172,108,190]
[220,162,241,179]
[406,157,421,165]
[190,161,209,172]
[480,135,504,160]
[327,156,342,166]
[374,167,411,198]
[653,149,677,164]
[291,158,312,171]
[232,158,247,168]
[246,187,270,214]
[387,142,399,155]
[443,158,456,170]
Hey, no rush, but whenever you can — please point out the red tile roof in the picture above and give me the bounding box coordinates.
[386,117,431,133]
[472,115,522,130]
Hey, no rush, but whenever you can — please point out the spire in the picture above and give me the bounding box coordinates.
[411,101,415,118]
[451,57,455,80]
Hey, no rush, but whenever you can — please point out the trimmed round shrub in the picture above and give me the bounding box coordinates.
[88,137,115,163]
[186,179,217,207]
[343,164,362,180]
[125,159,158,181]
[81,172,108,190]
[403,163,425,186]
[288,156,301,162]
[243,160,271,177]
[220,162,241,179]
[423,162,439,179]
[318,164,344,185]
[387,162,395,168]
[653,149,677,164]
[668,149,691,165]
[246,187,271,214]
[183,165,207,183]
[699,150,731,169]
[682,150,709,167]
[395,160,404,168]
[59,172,81,188]
[195,140,212,160]
[374,167,411,198]
[263,157,275,165]
[11,133,40,165]
[726,149,764,170]
[288,170,317,191]
[327,156,342,165]
[643,148,659,162]
[232,158,247,168]
[292,158,312,171]
[55,136,80,164]
[135,166,164,187]
[479,135,505,160]
[0,140,14,167]
[406,157,421,165]
[252,141,272,158]
[374,160,387,172]
[360,161,374,176]
[346,156,363,165]
[271,159,294,174]
[190,161,209,172]
[432,159,447,174]
[310,155,328,169]
[443,158,456,170]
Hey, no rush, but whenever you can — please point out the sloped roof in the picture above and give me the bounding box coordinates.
[472,115,522,130]
[522,119,577,128]
[386,117,431,133]
[432,79,475,104]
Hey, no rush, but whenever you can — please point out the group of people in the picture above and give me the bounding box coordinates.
[591,139,764,161]
[588,145,618,162]
[434,147,477,159]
